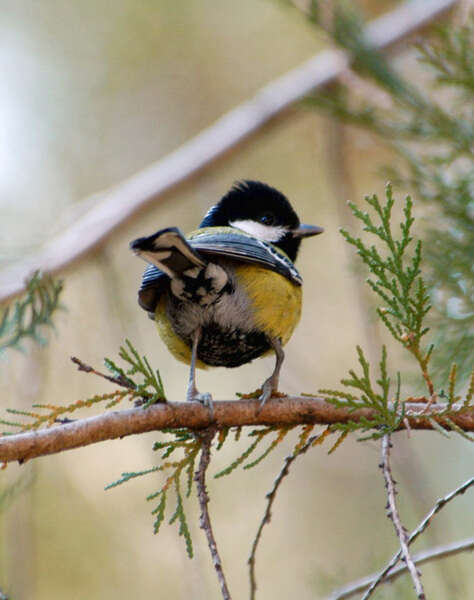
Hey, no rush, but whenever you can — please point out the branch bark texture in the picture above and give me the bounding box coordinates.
[0,0,457,301]
[0,397,472,464]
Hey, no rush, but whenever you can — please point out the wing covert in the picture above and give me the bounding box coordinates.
[188,231,302,285]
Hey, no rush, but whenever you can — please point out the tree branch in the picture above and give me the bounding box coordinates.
[194,427,232,600]
[381,435,426,598]
[0,0,457,301]
[361,476,474,599]
[248,429,327,600]
[0,397,472,464]
[327,537,474,600]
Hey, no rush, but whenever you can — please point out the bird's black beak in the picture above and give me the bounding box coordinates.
[292,223,324,238]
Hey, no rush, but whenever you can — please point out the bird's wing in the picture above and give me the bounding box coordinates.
[188,230,302,285]
[137,264,168,314]
[130,227,206,277]
[132,227,302,315]
[131,227,206,314]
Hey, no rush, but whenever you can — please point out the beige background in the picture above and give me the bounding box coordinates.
[1,1,472,599]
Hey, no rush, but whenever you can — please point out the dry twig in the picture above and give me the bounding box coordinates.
[362,475,474,599]
[380,435,425,597]
[248,430,328,600]
[194,426,231,600]
[328,537,474,600]
[71,357,135,390]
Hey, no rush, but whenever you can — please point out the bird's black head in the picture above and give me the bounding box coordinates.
[199,180,323,262]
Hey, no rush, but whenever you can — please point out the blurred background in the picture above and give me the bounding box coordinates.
[1,1,472,599]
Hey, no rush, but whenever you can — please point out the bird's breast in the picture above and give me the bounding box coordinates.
[155,260,302,367]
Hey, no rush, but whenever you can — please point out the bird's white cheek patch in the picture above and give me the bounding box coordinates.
[230,220,287,242]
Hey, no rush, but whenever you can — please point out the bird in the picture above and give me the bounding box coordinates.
[130,180,323,409]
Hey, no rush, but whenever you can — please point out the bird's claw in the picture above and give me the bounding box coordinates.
[187,391,214,420]
[258,379,275,409]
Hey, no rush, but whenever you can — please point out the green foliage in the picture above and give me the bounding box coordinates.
[0,391,131,433]
[214,426,294,478]
[105,424,336,554]
[106,428,199,557]
[341,185,435,390]
[319,187,472,439]
[105,339,166,406]
[0,271,63,355]
[0,340,165,434]
[304,6,474,383]
[321,345,403,440]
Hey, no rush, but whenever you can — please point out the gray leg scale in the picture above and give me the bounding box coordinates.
[258,337,284,407]
[187,327,214,416]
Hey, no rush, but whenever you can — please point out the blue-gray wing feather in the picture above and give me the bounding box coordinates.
[189,233,302,285]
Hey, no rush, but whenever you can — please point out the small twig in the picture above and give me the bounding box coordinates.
[381,435,425,598]
[248,431,325,600]
[362,475,474,599]
[327,537,474,600]
[71,356,135,390]
[194,426,231,600]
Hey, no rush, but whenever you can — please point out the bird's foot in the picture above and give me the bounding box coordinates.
[258,377,278,409]
[257,379,287,410]
[187,389,214,420]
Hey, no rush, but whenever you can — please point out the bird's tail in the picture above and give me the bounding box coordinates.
[130,227,206,278]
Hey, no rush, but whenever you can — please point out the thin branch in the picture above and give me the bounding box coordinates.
[0,397,472,464]
[327,537,474,600]
[248,430,325,600]
[0,0,457,301]
[71,357,135,390]
[194,426,231,600]
[362,475,474,599]
[381,435,426,598]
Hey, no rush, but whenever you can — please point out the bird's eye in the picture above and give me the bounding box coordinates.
[259,212,275,225]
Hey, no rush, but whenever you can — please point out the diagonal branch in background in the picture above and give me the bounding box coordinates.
[327,536,474,600]
[0,0,457,301]
[361,475,474,599]
[0,397,472,464]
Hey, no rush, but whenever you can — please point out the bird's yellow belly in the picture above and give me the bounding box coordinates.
[233,264,302,345]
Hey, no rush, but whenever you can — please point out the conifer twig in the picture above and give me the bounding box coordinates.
[362,475,474,599]
[194,426,231,600]
[248,431,325,600]
[380,435,425,598]
[71,357,135,390]
[327,537,474,600]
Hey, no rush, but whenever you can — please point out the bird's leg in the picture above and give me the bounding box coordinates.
[259,338,284,408]
[187,327,214,417]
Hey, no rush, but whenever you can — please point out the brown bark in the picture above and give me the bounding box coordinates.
[1,396,472,464]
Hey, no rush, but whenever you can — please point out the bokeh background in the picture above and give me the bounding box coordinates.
[1,1,472,599]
